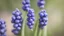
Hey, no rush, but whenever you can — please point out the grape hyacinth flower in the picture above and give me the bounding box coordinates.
[22,0,31,11]
[39,10,48,29]
[27,8,35,30]
[37,0,45,8]
[0,19,6,36]
[11,8,23,35]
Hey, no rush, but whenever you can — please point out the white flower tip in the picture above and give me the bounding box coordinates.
[15,8,20,12]
[30,29,33,31]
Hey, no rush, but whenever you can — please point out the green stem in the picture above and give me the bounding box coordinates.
[21,12,27,36]
[33,20,39,36]
[38,29,42,36]
[33,9,39,36]
[42,26,47,36]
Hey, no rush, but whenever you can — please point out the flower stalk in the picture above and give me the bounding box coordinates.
[21,12,27,36]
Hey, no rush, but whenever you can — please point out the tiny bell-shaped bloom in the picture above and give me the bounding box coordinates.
[39,10,48,29]
[27,8,35,30]
[22,4,30,11]
[11,8,23,35]
[22,0,30,5]
[0,19,6,36]
[22,0,31,11]
[37,0,45,8]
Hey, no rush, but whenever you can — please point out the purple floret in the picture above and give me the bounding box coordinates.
[22,0,31,11]
[39,10,48,29]
[27,8,35,29]
[0,19,6,36]
[22,5,30,11]
[37,0,45,8]
[22,0,30,5]
[11,8,23,35]
[12,29,19,35]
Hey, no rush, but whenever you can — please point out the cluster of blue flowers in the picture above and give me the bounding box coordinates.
[22,0,35,30]
[37,0,45,8]
[0,19,6,36]
[37,0,48,29]
[0,0,48,36]
[39,10,48,29]
[27,8,35,30]
[22,0,31,11]
[11,8,23,35]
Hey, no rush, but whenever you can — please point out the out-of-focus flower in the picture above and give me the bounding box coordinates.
[0,19,6,36]
[37,0,45,8]
[39,10,48,29]
[22,0,31,11]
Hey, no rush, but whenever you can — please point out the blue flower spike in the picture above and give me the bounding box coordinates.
[39,10,48,29]
[11,8,23,35]
[0,19,6,36]
[27,8,35,30]
[37,0,45,8]
[22,0,31,11]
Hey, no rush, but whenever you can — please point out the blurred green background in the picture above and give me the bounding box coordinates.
[0,0,64,36]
